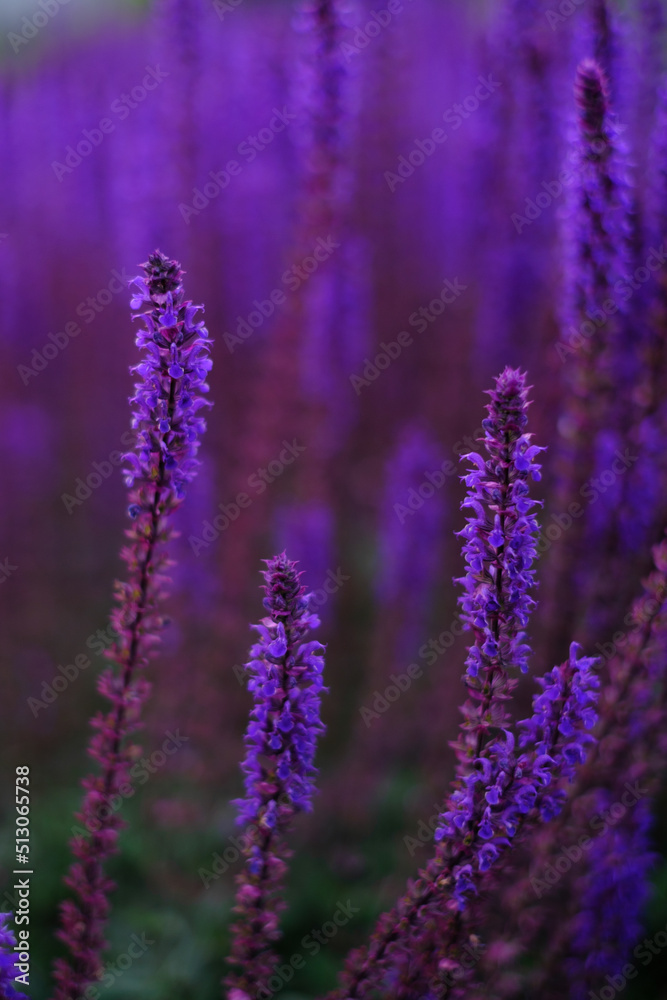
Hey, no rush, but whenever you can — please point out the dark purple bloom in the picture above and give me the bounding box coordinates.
[545,58,636,648]
[565,798,655,999]
[226,554,327,999]
[292,0,354,241]
[52,252,211,1000]
[561,59,631,363]
[585,0,618,95]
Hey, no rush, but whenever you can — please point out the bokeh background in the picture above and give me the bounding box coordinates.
[2,0,667,996]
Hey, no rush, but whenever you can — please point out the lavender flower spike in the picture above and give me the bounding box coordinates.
[0,914,27,1000]
[452,367,543,764]
[226,554,327,999]
[52,251,212,1000]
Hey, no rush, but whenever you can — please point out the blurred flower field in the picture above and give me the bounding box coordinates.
[3,0,667,998]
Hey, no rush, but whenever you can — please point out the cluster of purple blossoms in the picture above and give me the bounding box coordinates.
[435,643,599,903]
[52,252,212,1000]
[453,367,543,762]
[325,371,599,1000]
[226,554,327,999]
[0,915,27,1000]
[125,249,213,505]
[404,645,600,1000]
[24,2,667,995]
[480,539,667,998]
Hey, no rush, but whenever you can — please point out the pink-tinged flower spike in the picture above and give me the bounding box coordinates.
[51,251,212,1000]
[226,554,327,999]
[0,914,27,1000]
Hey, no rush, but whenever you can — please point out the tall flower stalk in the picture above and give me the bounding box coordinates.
[326,369,552,999]
[452,367,543,763]
[477,539,667,998]
[399,643,599,1000]
[51,251,212,1000]
[545,58,634,651]
[226,554,327,1000]
[327,646,598,1000]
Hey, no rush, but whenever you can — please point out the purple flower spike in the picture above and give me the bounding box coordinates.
[226,554,327,999]
[453,367,543,764]
[327,644,598,1000]
[0,914,27,1000]
[51,251,211,1000]
[558,58,631,374]
[126,250,212,503]
[434,645,598,912]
